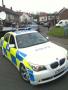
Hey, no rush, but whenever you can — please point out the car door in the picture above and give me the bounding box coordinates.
[2,33,10,57]
[9,35,17,65]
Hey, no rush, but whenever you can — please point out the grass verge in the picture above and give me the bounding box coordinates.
[48,26,64,37]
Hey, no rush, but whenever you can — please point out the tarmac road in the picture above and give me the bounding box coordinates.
[0,26,68,90]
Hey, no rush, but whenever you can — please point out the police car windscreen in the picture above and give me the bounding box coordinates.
[16,32,48,48]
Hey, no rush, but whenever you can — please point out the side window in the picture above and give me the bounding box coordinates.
[4,34,10,42]
[59,22,62,24]
[9,35,15,45]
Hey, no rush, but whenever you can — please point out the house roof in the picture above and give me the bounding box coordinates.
[16,11,23,16]
[37,12,48,16]
[0,6,19,16]
[16,12,32,17]
[58,8,68,14]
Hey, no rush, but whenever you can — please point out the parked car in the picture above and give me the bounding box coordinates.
[39,21,44,25]
[19,22,40,32]
[0,30,68,85]
[27,22,40,31]
[43,21,50,27]
[56,20,68,27]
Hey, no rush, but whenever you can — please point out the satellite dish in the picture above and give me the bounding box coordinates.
[0,11,6,20]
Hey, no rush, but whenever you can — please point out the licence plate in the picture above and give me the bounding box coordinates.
[55,66,65,75]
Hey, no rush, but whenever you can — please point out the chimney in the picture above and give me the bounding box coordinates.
[3,5,5,8]
[10,7,12,10]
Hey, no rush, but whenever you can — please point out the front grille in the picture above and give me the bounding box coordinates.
[59,58,65,66]
[50,58,65,69]
[50,62,59,69]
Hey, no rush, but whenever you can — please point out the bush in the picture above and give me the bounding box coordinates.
[48,26,64,37]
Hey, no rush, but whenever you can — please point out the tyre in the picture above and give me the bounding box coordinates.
[19,64,29,81]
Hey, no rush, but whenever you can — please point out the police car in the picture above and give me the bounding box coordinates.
[0,30,68,85]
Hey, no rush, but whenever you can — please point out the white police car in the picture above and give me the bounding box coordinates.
[0,30,68,85]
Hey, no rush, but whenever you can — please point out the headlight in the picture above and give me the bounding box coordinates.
[31,64,47,72]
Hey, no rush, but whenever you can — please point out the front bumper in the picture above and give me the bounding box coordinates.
[30,62,68,85]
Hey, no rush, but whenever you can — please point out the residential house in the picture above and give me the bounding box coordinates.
[58,8,68,20]
[38,12,48,23]
[19,12,32,24]
[47,13,58,26]
[16,11,34,27]
[0,5,19,25]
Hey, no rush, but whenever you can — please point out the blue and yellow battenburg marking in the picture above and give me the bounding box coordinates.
[27,69,35,81]
[2,40,35,81]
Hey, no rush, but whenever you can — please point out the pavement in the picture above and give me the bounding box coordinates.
[0,26,68,90]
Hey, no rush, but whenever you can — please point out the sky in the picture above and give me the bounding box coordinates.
[0,0,68,13]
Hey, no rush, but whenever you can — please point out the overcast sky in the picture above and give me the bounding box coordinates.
[0,0,68,13]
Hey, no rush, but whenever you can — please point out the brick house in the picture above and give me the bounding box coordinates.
[58,8,68,20]
[47,8,68,26]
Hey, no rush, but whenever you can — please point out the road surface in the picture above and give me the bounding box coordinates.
[0,26,68,90]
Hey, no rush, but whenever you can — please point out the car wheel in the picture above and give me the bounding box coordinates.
[20,64,29,81]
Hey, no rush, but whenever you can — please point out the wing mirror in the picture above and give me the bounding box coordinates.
[1,37,4,41]
[9,44,15,48]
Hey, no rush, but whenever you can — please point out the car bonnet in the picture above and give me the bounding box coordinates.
[19,41,67,65]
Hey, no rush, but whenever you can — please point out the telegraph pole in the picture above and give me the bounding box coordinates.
[2,0,4,6]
